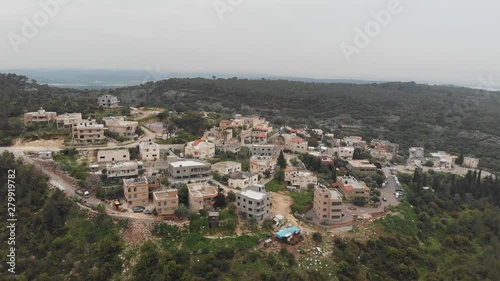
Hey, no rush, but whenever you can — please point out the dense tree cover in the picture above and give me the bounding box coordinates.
[1,73,500,171]
[0,152,123,280]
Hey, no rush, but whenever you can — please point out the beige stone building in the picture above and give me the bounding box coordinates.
[284,168,318,189]
[24,108,57,125]
[98,94,119,108]
[463,156,479,168]
[228,172,259,189]
[211,161,241,175]
[250,144,276,157]
[153,189,178,215]
[185,140,215,160]
[56,112,82,129]
[187,182,218,212]
[103,116,138,139]
[313,185,343,222]
[168,160,212,184]
[347,160,377,176]
[124,176,149,207]
[285,137,308,154]
[72,119,105,143]
[97,149,130,163]
[250,156,275,174]
[106,161,139,178]
[337,176,370,200]
[139,140,160,161]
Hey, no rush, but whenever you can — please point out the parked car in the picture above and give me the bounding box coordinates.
[133,206,145,213]
[382,197,387,201]
[143,209,153,214]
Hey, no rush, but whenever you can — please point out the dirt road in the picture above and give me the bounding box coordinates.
[269,191,316,234]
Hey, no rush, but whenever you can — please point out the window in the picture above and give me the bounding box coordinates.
[249,208,252,211]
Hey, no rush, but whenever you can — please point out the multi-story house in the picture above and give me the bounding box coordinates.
[236,185,270,222]
[211,161,242,175]
[103,116,138,139]
[56,112,82,129]
[123,176,149,207]
[153,189,178,215]
[250,144,276,157]
[97,149,130,163]
[228,172,259,189]
[313,185,343,222]
[106,161,139,178]
[184,140,216,160]
[409,147,425,159]
[347,160,377,176]
[139,140,160,161]
[284,168,318,189]
[335,146,355,159]
[72,119,105,143]
[250,156,275,174]
[168,160,212,184]
[285,137,308,154]
[24,107,57,125]
[98,94,119,108]
[343,136,367,149]
[337,175,370,200]
[370,139,399,159]
[187,182,218,212]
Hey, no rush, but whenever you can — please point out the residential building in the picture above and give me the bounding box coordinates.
[250,144,276,157]
[97,149,130,163]
[236,186,270,221]
[463,157,479,168]
[228,172,259,189]
[24,107,57,125]
[311,129,324,139]
[313,185,343,222]
[103,116,138,139]
[98,94,119,108]
[252,132,268,144]
[123,176,149,207]
[56,112,82,129]
[153,189,178,215]
[370,139,399,159]
[336,146,355,159]
[168,160,212,184]
[285,137,308,154]
[72,119,105,143]
[347,160,377,176]
[139,140,160,161]
[216,142,241,155]
[337,176,370,200]
[409,147,425,159]
[284,168,318,189]
[430,151,457,169]
[185,140,216,160]
[254,122,273,133]
[211,161,241,175]
[106,161,140,178]
[250,156,275,174]
[343,136,367,149]
[187,182,218,212]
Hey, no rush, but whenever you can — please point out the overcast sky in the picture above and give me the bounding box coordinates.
[1,0,499,86]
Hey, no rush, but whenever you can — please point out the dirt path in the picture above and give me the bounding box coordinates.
[12,138,65,148]
[269,191,316,234]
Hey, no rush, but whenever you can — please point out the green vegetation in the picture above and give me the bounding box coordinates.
[265,179,285,192]
[289,190,313,214]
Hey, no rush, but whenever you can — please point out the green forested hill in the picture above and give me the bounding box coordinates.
[1,73,500,171]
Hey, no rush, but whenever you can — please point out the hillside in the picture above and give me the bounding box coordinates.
[1,73,500,171]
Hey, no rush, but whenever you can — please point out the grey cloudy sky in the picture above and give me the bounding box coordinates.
[1,0,499,85]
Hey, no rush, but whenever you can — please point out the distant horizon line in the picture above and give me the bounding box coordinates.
[1,68,499,92]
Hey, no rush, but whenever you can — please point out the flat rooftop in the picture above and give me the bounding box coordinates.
[107,161,138,167]
[348,160,376,168]
[123,176,148,186]
[188,184,218,197]
[170,160,210,168]
[240,189,267,200]
[154,189,178,200]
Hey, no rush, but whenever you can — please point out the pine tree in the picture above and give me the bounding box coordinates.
[277,150,287,169]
